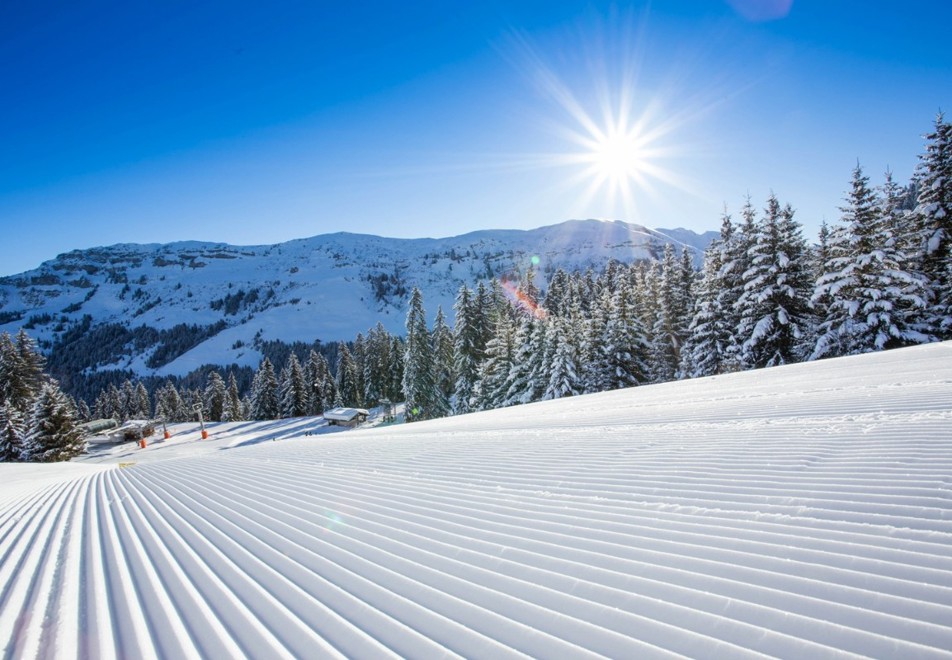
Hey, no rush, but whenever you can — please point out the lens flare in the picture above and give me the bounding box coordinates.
[500,278,546,319]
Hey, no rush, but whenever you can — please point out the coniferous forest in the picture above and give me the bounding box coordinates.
[1,113,949,459]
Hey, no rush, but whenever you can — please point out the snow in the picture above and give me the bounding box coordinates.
[2,342,952,657]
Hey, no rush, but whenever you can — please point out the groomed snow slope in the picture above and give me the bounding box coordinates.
[2,342,952,658]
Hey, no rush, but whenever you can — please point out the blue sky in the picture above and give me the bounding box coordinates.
[1,1,950,276]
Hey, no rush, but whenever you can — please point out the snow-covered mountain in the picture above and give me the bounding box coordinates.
[0,219,715,377]
[2,342,951,657]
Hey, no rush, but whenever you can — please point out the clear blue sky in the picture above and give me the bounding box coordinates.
[1,1,950,276]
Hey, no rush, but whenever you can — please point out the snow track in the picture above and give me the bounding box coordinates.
[2,343,952,658]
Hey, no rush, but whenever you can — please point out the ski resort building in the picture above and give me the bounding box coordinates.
[323,407,369,427]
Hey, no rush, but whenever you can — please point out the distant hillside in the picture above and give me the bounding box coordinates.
[0,219,715,380]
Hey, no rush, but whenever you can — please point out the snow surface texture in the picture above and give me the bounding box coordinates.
[2,342,952,658]
[0,219,715,376]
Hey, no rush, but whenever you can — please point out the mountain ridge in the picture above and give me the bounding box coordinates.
[0,219,716,379]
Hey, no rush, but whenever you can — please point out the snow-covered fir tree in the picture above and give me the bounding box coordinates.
[649,245,695,379]
[353,334,368,406]
[813,165,929,358]
[249,358,280,420]
[474,306,516,410]
[584,285,615,394]
[363,323,396,406]
[451,284,481,415]
[225,373,243,422]
[0,331,37,414]
[431,306,455,407]
[387,336,404,406]
[605,272,649,387]
[736,195,814,368]
[879,169,932,345]
[911,112,952,338]
[15,329,46,406]
[134,382,151,419]
[23,381,85,462]
[0,401,25,462]
[403,288,440,422]
[542,268,571,317]
[335,343,361,408]
[682,218,733,378]
[204,371,227,422]
[305,349,331,415]
[719,197,759,369]
[542,314,585,400]
[280,353,309,418]
[76,398,91,423]
[120,380,138,420]
[502,314,547,406]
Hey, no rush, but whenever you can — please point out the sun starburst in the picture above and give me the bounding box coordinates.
[498,15,716,224]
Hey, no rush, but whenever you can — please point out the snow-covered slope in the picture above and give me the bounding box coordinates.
[0,219,715,376]
[2,342,951,657]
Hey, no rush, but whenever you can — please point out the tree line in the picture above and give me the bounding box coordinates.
[404,112,951,417]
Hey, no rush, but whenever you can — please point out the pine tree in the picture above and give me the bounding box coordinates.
[584,286,614,394]
[650,244,685,382]
[388,336,404,404]
[363,323,392,406]
[720,198,758,369]
[607,272,649,387]
[474,280,498,356]
[280,354,309,417]
[120,382,139,419]
[76,399,91,423]
[204,371,227,422]
[154,382,184,422]
[335,343,360,408]
[432,306,455,406]
[503,315,547,406]
[813,165,929,358]
[403,288,438,422]
[810,220,834,327]
[736,195,814,368]
[0,331,38,414]
[305,350,331,416]
[23,381,85,462]
[881,170,932,343]
[542,268,570,317]
[352,334,368,408]
[0,401,24,462]
[475,308,516,409]
[542,315,584,400]
[682,226,732,377]
[912,112,952,337]
[249,358,280,420]
[15,329,45,400]
[225,373,243,422]
[452,284,481,415]
[134,382,151,419]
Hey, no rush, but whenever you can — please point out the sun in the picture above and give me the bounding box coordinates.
[496,15,716,224]
[589,129,645,183]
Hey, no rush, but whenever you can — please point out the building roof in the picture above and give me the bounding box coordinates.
[323,407,369,422]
